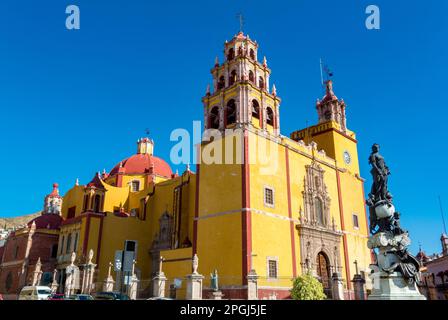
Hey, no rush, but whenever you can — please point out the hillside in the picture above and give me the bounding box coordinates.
[0,212,41,230]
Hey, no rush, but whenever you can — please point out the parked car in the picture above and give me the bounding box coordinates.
[18,286,52,300]
[147,297,173,300]
[48,293,65,300]
[66,294,94,300]
[94,291,130,300]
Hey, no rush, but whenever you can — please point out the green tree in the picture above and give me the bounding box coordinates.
[290,273,326,300]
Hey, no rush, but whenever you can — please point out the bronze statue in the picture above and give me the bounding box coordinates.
[366,144,421,287]
[368,143,391,202]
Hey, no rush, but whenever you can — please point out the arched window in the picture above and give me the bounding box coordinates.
[217,76,225,90]
[229,70,237,86]
[250,48,255,60]
[266,107,274,126]
[51,244,58,258]
[258,76,265,90]
[316,252,331,291]
[249,70,254,83]
[93,194,101,212]
[73,233,79,251]
[82,194,89,212]
[251,100,260,119]
[209,107,220,129]
[226,99,237,126]
[66,234,72,254]
[315,197,324,225]
[60,236,65,254]
[227,48,235,61]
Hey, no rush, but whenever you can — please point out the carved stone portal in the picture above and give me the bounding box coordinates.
[298,162,343,298]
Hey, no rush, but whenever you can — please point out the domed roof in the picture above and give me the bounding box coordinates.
[28,214,63,230]
[109,153,172,177]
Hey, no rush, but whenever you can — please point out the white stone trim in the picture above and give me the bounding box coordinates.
[266,256,279,280]
[194,207,299,223]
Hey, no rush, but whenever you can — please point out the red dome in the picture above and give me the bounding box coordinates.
[109,153,172,177]
[28,214,63,230]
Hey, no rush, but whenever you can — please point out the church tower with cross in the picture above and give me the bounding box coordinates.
[202,31,281,136]
[193,31,370,299]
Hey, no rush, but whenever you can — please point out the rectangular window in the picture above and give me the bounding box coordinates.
[264,187,274,207]
[131,180,140,192]
[353,214,359,229]
[67,206,76,219]
[268,259,278,279]
[140,198,146,220]
[125,240,136,252]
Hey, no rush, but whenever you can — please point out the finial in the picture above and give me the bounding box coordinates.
[214,56,219,66]
[119,161,123,168]
[175,169,179,176]
[103,169,106,175]
[186,163,191,172]
[97,171,101,178]
[75,178,79,186]
[272,84,277,96]
[206,84,210,95]
[325,80,334,96]
[263,56,267,67]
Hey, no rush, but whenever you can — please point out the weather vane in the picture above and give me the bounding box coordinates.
[236,13,244,32]
[320,58,334,92]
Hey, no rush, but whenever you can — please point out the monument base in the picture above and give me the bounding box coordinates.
[368,272,426,300]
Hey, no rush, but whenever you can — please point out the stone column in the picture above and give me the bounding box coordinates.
[331,272,345,300]
[81,250,96,294]
[31,257,43,286]
[247,269,259,300]
[186,254,204,300]
[128,260,139,300]
[103,262,115,292]
[50,269,59,293]
[152,256,167,298]
[352,274,366,300]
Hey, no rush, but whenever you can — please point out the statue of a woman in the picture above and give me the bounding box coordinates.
[210,269,219,291]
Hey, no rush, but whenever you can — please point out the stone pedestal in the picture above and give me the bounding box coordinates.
[368,271,425,300]
[50,280,59,294]
[103,276,115,292]
[352,274,366,300]
[152,272,167,298]
[367,232,426,300]
[186,273,204,300]
[210,291,224,300]
[331,272,345,300]
[128,274,139,300]
[247,270,259,300]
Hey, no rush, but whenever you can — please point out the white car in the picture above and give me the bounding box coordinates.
[18,286,52,300]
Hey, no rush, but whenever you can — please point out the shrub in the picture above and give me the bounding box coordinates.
[290,273,326,300]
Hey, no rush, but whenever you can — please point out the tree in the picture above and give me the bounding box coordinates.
[290,273,326,300]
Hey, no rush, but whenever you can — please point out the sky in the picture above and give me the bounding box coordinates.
[0,0,447,255]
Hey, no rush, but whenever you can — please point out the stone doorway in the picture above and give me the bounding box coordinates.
[316,252,331,298]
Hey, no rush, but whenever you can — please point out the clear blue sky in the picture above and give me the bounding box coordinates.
[0,0,447,255]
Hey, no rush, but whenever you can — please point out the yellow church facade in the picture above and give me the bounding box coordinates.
[53,32,371,299]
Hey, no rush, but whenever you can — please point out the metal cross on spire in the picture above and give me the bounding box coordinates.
[236,13,244,32]
[145,128,150,137]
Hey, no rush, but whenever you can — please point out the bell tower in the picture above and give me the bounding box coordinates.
[316,80,347,132]
[202,32,281,135]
